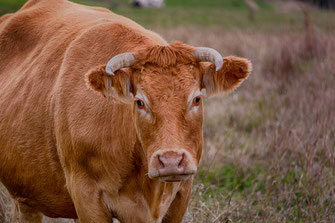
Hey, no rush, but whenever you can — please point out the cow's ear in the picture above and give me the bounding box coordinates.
[200,56,251,96]
[85,65,134,103]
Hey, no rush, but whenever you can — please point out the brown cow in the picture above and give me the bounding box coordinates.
[0,0,251,222]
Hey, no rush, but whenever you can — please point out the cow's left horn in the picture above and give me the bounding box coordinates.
[193,47,223,71]
[105,53,136,75]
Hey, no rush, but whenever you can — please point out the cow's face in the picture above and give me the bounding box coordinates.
[132,65,203,182]
[86,43,251,182]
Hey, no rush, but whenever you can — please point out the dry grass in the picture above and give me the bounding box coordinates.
[1,6,335,223]
[0,185,11,222]
[159,14,335,223]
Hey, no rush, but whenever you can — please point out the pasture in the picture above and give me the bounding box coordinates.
[1,0,335,222]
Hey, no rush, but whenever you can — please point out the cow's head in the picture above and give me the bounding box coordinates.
[86,42,251,182]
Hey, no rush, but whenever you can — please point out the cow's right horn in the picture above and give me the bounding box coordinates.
[105,53,136,75]
[193,47,223,71]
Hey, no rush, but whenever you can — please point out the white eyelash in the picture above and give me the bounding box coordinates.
[187,89,201,104]
[135,92,153,121]
[135,93,150,107]
[187,88,202,112]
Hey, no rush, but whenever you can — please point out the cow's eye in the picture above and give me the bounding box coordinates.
[192,96,201,106]
[136,99,145,109]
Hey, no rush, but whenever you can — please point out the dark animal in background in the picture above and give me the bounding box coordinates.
[131,0,164,8]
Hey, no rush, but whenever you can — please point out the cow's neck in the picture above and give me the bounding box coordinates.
[103,111,182,222]
[146,179,181,222]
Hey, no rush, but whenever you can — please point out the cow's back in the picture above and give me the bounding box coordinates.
[0,0,163,218]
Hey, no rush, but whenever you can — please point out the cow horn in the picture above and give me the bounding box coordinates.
[105,53,136,75]
[193,47,223,71]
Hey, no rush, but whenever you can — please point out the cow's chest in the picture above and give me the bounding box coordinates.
[104,182,181,223]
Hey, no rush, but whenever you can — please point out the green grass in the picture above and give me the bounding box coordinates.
[0,0,26,15]
[165,0,271,9]
[1,0,334,31]
[197,164,266,193]
[78,0,272,9]
[112,7,276,29]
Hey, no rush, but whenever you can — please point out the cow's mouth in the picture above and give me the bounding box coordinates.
[148,167,196,182]
[159,174,192,182]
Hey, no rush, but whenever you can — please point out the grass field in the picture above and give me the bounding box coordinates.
[1,0,335,222]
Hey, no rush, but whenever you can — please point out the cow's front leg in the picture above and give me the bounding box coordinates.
[162,179,193,223]
[67,174,111,223]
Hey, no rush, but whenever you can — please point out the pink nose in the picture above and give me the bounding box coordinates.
[157,152,185,176]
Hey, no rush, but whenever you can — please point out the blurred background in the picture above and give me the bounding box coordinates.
[1,0,335,222]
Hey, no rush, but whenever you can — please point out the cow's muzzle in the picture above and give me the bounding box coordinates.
[148,149,197,182]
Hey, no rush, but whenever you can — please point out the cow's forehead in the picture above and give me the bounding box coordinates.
[137,64,199,104]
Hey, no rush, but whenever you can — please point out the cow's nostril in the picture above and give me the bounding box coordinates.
[157,155,165,168]
[178,153,185,168]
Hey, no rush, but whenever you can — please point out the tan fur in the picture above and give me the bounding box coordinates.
[133,41,196,68]
[0,0,251,222]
